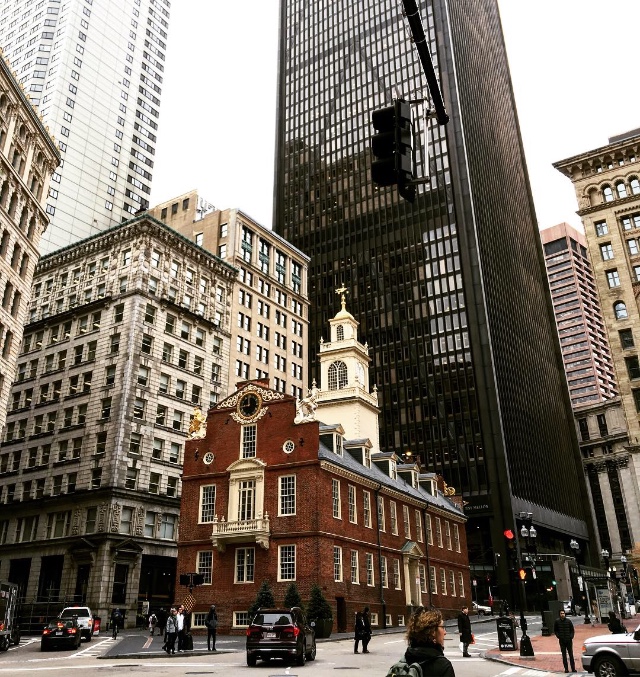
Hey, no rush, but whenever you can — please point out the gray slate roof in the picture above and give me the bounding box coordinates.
[317,441,465,518]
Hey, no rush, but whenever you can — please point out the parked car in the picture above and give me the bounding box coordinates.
[41,618,82,651]
[473,601,492,616]
[246,607,316,666]
[563,600,580,616]
[58,606,93,640]
[582,624,640,676]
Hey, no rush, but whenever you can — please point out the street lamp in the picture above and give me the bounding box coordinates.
[516,512,535,656]
[569,539,591,624]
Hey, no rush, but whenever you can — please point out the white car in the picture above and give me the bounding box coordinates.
[58,606,93,641]
[473,601,492,616]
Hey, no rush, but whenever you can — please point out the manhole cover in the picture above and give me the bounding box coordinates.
[334,669,360,671]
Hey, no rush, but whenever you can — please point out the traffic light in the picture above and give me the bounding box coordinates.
[503,528,517,563]
[518,568,527,581]
[370,100,415,202]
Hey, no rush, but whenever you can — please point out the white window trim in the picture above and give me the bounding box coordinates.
[198,484,216,524]
[277,544,296,582]
[278,474,296,516]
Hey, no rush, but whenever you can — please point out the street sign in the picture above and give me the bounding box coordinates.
[578,575,584,592]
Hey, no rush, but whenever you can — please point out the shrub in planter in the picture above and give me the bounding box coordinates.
[283,583,304,612]
[306,584,333,638]
[248,580,276,621]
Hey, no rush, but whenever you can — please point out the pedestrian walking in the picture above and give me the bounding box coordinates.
[164,608,178,654]
[362,607,372,653]
[553,609,576,673]
[591,600,599,624]
[157,607,167,638]
[205,604,218,651]
[403,607,455,676]
[569,596,576,615]
[148,612,158,636]
[354,611,365,653]
[457,605,472,657]
[176,604,186,651]
[607,610,626,634]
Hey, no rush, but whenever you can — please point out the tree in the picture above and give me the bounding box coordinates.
[248,580,275,620]
[306,583,333,621]
[283,582,304,611]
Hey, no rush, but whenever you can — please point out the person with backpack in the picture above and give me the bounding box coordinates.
[164,608,178,654]
[110,608,123,639]
[205,604,218,651]
[148,612,158,636]
[386,607,454,677]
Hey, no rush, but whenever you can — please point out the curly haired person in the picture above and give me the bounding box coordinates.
[404,608,455,676]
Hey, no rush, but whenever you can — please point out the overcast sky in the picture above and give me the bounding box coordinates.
[151,1,640,234]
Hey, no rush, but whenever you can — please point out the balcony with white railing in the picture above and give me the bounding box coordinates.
[210,513,270,552]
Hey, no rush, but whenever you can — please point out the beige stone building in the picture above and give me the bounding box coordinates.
[0,55,60,429]
[0,214,234,624]
[149,190,310,400]
[555,129,640,558]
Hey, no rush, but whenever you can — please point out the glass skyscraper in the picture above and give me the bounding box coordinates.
[273,0,596,599]
[0,0,170,253]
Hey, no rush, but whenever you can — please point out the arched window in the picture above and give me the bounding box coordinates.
[614,301,628,320]
[603,186,614,202]
[328,361,348,390]
[631,178,640,195]
[336,324,344,341]
[616,182,628,199]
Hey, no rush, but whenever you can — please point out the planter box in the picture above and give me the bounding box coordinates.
[312,618,333,638]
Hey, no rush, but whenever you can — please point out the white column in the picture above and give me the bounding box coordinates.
[598,470,622,553]
[621,456,640,545]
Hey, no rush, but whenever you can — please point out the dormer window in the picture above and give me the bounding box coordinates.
[390,461,397,480]
[328,361,348,390]
[335,434,343,457]
[336,324,344,340]
[363,447,370,468]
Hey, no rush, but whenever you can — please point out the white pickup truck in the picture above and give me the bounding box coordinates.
[58,606,94,641]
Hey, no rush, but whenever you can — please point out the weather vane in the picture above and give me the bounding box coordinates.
[335,284,349,310]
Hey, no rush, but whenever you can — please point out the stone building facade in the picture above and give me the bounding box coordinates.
[176,305,469,635]
[555,129,640,561]
[148,191,310,401]
[0,214,234,623]
[0,56,60,429]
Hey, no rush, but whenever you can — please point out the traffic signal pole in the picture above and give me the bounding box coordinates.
[400,0,449,125]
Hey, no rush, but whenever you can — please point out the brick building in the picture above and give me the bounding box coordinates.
[177,302,469,634]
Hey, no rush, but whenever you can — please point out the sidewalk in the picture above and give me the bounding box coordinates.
[485,620,609,673]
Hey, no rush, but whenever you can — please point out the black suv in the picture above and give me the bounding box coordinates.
[246,607,316,666]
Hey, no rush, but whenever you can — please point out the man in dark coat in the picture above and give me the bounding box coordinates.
[457,605,472,657]
[553,609,576,673]
[361,607,372,653]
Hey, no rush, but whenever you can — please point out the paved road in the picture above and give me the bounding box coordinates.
[0,616,572,676]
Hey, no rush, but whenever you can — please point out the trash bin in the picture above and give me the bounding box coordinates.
[496,616,518,651]
[93,617,101,636]
[542,610,555,636]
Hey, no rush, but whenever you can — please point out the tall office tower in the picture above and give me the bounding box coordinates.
[540,223,618,407]
[148,190,310,401]
[555,130,640,558]
[273,0,595,601]
[0,214,234,623]
[0,56,59,430]
[0,0,170,254]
